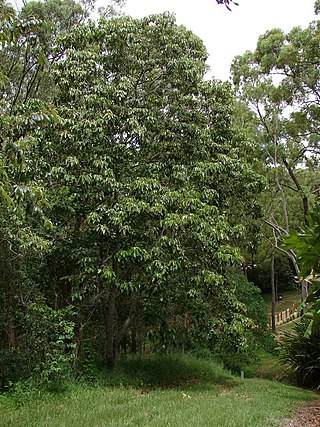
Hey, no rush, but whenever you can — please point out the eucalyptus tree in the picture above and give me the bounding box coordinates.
[253,24,320,202]
[39,13,264,368]
[231,13,320,303]
[0,0,94,109]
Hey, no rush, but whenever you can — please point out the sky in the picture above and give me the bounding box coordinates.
[97,0,317,81]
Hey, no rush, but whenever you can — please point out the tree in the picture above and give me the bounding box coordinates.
[231,15,320,303]
[0,5,51,349]
[38,13,263,368]
[0,0,86,385]
[1,2,267,382]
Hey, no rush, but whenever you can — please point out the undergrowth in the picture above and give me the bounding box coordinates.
[0,354,318,427]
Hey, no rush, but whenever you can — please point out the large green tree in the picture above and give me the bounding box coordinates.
[38,13,263,368]
[1,1,267,381]
[0,5,53,352]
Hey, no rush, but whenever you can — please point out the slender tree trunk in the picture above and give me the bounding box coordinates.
[271,253,276,333]
[7,290,16,348]
[282,158,308,223]
[105,286,117,370]
[115,295,138,353]
[301,280,309,301]
[131,323,137,354]
[75,312,84,359]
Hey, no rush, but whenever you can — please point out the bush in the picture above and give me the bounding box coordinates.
[216,273,275,373]
[231,273,271,346]
[15,303,76,389]
[280,320,320,387]
[0,349,27,390]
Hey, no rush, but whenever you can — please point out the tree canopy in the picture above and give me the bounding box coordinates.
[0,0,267,381]
[42,12,263,368]
[231,17,320,300]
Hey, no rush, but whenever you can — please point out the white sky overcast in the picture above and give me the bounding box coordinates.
[97,0,317,81]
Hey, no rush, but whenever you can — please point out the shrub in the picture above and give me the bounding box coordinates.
[280,320,320,387]
[21,303,76,388]
[213,273,274,373]
[0,349,27,390]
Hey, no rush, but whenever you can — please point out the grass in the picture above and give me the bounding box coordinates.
[243,349,284,381]
[263,289,301,312]
[0,354,318,427]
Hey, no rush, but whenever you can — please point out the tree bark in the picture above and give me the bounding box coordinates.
[7,290,16,348]
[131,325,137,354]
[104,289,138,369]
[271,253,276,333]
[282,158,309,223]
[301,281,309,300]
[105,286,117,370]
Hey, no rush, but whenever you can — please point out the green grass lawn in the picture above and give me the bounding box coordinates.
[263,289,301,312]
[0,355,318,427]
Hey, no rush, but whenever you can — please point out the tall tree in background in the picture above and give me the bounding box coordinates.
[231,11,320,300]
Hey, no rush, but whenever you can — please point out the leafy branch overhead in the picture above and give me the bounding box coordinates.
[216,0,239,11]
[283,208,320,279]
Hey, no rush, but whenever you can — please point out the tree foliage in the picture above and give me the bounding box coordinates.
[0,0,88,385]
[38,13,263,368]
[281,206,320,386]
[231,15,320,302]
[1,0,266,384]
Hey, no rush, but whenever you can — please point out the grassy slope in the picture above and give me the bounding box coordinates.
[244,349,284,381]
[0,355,317,427]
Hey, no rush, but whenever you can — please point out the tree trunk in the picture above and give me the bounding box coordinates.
[131,324,137,354]
[105,287,117,370]
[75,312,84,359]
[301,279,309,314]
[104,285,138,369]
[282,158,309,223]
[271,253,276,333]
[7,290,16,348]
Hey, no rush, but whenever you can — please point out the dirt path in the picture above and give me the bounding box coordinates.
[277,402,320,427]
